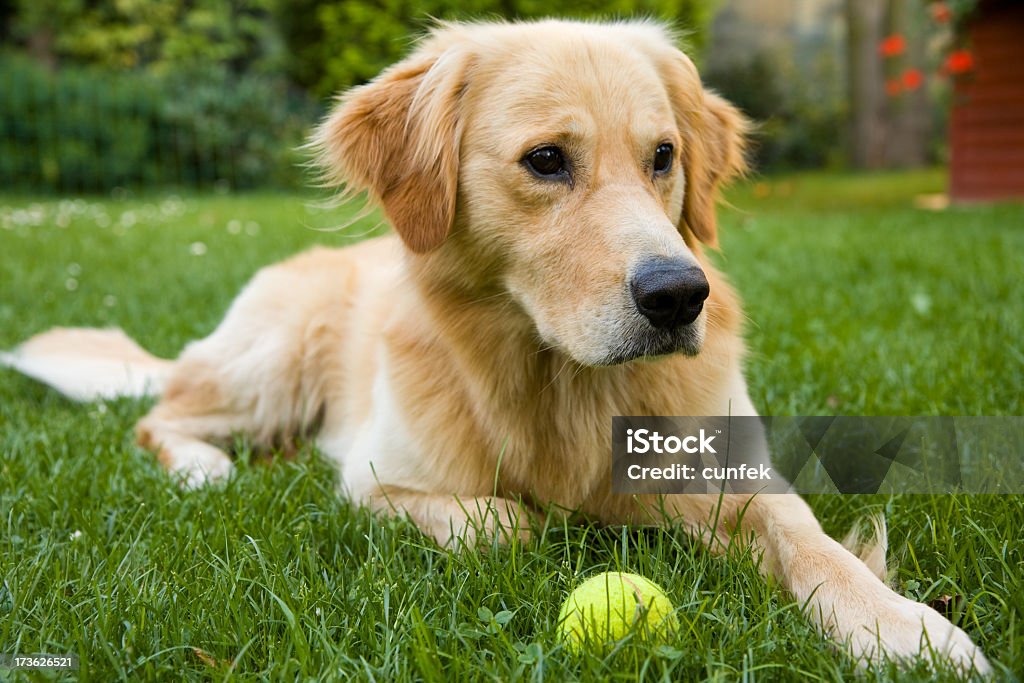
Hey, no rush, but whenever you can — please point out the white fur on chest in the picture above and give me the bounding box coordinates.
[317,345,420,502]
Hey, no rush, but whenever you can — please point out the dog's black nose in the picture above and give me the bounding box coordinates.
[630,258,710,329]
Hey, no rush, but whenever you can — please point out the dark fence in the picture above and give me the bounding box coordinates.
[0,56,321,194]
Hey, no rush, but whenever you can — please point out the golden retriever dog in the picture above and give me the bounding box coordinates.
[2,19,989,674]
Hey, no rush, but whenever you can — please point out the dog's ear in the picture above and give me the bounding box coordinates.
[311,45,470,253]
[681,91,748,248]
[661,53,748,248]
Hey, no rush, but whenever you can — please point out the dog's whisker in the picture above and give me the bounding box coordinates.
[539,356,573,395]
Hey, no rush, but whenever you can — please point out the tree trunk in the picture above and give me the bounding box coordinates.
[845,0,889,168]
[885,0,932,167]
[27,26,56,70]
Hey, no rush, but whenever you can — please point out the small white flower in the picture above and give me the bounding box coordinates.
[65,278,78,291]
[911,292,932,315]
[161,198,184,217]
[70,530,82,541]
[27,204,45,225]
[190,242,208,256]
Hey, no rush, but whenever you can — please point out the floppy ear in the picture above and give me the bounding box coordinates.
[661,53,749,248]
[681,91,748,247]
[311,46,470,253]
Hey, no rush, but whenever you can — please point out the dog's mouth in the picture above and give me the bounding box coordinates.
[594,319,705,366]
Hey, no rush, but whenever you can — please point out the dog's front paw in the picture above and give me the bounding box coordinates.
[443,496,533,549]
[846,593,991,676]
[160,441,235,489]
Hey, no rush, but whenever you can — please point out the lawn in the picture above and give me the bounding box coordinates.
[1,170,1022,680]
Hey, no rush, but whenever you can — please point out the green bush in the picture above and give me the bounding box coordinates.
[156,66,316,189]
[0,57,154,191]
[276,0,719,97]
[0,56,317,192]
[7,0,284,76]
[703,51,846,172]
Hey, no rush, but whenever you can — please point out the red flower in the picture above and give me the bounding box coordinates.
[879,34,907,58]
[885,78,903,97]
[901,68,924,90]
[945,49,975,74]
[930,2,952,23]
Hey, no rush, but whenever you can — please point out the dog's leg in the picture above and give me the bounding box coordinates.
[133,252,350,488]
[135,375,241,489]
[363,486,532,548]
[136,340,312,488]
[664,493,990,674]
[666,371,990,670]
[135,340,283,489]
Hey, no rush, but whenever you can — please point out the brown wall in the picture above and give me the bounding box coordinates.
[950,1,1024,201]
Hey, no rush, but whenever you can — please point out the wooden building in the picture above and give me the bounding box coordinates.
[950,0,1024,201]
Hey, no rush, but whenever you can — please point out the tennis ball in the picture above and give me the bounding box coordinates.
[557,572,678,652]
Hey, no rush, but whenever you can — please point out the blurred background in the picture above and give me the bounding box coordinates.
[0,0,1020,200]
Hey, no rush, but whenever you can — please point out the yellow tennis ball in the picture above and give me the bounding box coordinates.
[558,572,678,652]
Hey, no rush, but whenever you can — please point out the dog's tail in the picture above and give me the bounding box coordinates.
[1,327,173,402]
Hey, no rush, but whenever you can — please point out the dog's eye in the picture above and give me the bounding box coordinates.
[653,143,674,175]
[523,146,567,178]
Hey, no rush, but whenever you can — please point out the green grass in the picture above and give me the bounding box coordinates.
[1,170,1022,680]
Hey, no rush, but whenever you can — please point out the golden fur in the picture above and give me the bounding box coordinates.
[3,20,989,674]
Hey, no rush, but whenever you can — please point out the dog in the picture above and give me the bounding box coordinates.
[2,19,990,674]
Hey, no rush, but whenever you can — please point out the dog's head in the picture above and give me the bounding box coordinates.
[313,20,747,365]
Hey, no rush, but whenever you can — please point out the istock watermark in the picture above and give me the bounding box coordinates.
[612,416,1024,495]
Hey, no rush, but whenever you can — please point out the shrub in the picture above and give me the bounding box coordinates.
[0,55,317,193]
[155,66,316,189]
[276,0,719,97]
[703,50,846,172]
[0,57,156,191]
